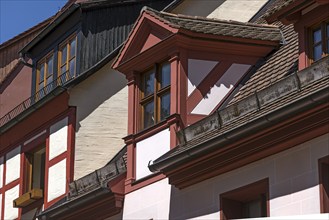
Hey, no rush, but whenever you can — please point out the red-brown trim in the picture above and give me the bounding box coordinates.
[187,61,231,113]
[318,155,329,213]
[220,178,269,220]
[165,103,329,189]
[48,152,67,167]
[125,173,167,194]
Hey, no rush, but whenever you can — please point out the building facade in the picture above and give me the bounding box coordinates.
[0,0,328,219]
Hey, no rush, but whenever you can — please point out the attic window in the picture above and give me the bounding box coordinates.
[310,21,329,62]
[36,52,54,95]
[59,34,77,79]
[140,62,171,130]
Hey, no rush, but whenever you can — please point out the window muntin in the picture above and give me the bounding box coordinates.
[36,53,54,92]
[311,21,329,62]
[140,62,171,129]
[59,35,77,79]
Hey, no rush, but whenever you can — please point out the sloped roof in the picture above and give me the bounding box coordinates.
[149,0,329,172]
[144,7,282,42]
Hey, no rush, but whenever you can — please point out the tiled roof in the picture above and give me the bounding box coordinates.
[150,0,329,168]
[153,57,329,165]
[144,7,283,42]
[263,0,297,19]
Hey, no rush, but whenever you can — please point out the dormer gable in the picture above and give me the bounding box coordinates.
[265,0,329,70]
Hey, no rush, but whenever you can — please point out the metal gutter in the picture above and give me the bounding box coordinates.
[149,57,329,172]
[19,4,80,56]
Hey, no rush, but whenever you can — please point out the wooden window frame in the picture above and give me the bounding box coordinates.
[58,34,77,79]
[36,51,54,92]
[220,179,269,220]
[140,62,171,130]
[309,20,329,63]
[319,155,329,213]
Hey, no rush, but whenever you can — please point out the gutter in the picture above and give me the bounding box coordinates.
[149,85,329,172]
[149,57,329,172]
[19,4,80,57]
[37,187,112,220]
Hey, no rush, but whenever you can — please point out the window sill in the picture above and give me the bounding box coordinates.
[13,188,43,208]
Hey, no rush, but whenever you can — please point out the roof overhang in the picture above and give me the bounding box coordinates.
[149,57,329,189]
[265,0,329,24]
[19,4,80,57]
[112,8,282,74]
[37,174,125,220]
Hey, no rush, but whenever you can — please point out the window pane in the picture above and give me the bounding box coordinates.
[143,70,155,97]
[61,66,67,75]
[61,46,67,65]
[327,24,329,37]
[46,75,53,85]
[39,65,45,82]
[47,56,53,76]
[327,40,329,54]
[69,59,75,78]
[160,62,170,89]
[314,44,322,61]
[143,101,154,128]
[160,93,170,121]
[70,39,76,59]
[313,28,322,44]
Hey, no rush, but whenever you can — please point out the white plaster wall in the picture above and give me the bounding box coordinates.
[4,185,19,220]
[0,193,2,219]
[47,159,66,202]
[123,134,328,219]
[49,117,68,160]
[136,129,170,179]
[166,133,329,219]
[69,60,128,180]
[0,157,3,188]
[5,146,20,184]
[123,178,172,220]
[173,0,268,22]
[191,64,250,115]
[188,59,218,96]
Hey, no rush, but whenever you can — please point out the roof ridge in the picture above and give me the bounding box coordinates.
[144,7,280,29]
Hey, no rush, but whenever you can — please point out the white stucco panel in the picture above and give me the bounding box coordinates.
[5,146,21,184]
[136,129,170,180]
[123,178,171,219]
[192,63,250,115]
[47,159,66,202]
[0,157,3,188]
[4,185,19,220]
[188,59,218,96]
[49,117,68,160]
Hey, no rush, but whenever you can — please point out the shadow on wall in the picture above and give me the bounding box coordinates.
[167,139,327,219]
[68,61,127,132]
[173,0,226,17]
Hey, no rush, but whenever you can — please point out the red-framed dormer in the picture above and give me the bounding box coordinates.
[265,0,329,70]
[112,7,282,193]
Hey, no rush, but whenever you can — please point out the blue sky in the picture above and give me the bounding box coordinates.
[0,0,67,44]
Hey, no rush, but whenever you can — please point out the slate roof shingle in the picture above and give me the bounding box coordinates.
[144,7,283,42]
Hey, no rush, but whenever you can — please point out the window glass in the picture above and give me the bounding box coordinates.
[327,24,329,37]
[143,70,155,97]
[160,93,170,121]
[313,28,322,44]
[160,62,170,89]
[70,39,76,59]
[61,66,67,75]
[143,101,154,128]
[47,56,53,77]
[61,45,67,65]
[314,44,323,61]
[69,59,75,78]
[39,65,45,83]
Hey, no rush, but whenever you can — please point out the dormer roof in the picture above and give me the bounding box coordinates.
[113,7,283,72]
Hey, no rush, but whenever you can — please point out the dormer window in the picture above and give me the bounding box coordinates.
[141,62,171,129]
[311,21,329,62]
[59,35,77,79]
[36,53,54,92]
